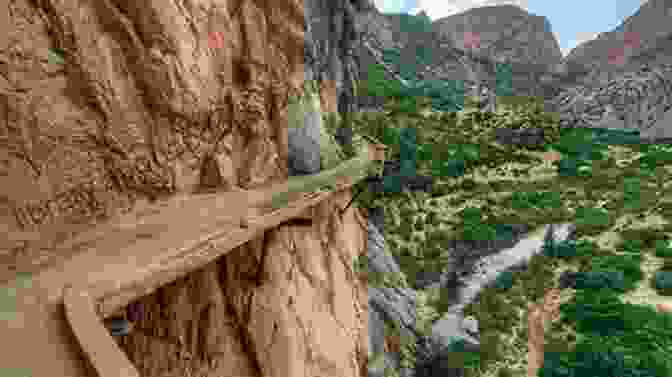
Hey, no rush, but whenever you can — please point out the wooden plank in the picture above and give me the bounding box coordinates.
[63,287,140,377]
[93,181,355,318]
[1,149,374,377]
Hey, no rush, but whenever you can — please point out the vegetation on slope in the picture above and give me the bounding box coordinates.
[347,58,672,376]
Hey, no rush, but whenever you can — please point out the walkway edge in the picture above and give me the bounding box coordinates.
[63,286,141,377]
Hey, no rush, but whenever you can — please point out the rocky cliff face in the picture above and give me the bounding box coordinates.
[354,4,564,101]
[304,0,372,114]
[562,0,672,86]
[119,191,369,377]
[432,5,563,98]
[0,0,369,376]
[433,5,562,68]
[1,0,298,267]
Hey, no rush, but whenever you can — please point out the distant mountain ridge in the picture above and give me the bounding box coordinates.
[561,0,672,86]
[354,4,565,105]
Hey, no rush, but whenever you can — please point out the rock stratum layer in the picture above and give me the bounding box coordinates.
[0,0,369,376]
[562,0,672,86]
[355,4,564,101]
[119,190,370,377]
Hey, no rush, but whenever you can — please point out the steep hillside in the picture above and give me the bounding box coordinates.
[433,5,563,68]
[355,4,565,104]
[563,0,672,86]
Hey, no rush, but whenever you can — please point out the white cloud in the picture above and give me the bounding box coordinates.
[371,0,529,19]
[372,0,419,14]
[415,0,529,20]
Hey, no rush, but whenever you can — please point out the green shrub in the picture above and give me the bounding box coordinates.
[458,208,498,241]
[654,240,672,258]
[587,253,643,291]
[539,342,661,377]
[510,190,562,210]
[556,157,580,177]
[462,222,497,241]
[573,270,626,291]
[652,270,672,296]
[560,289,627,336]
[493,270,515,291]
[551,128,596,156]
[543,239,597,259]
[574,206,611,229]
[638,148,672,168]
[551,288,672,377]
[441,337,482,372]
[618,238,645,254]
[446,143,481,162]
[593,128,642,146]
[433,158,466,178]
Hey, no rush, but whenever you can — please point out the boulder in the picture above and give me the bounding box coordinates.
[287,103,322,176]
[367,218,398,276]
[494,127,546,146]
[430,313,480,352]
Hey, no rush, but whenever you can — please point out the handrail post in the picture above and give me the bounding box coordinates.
[63,286,141,377]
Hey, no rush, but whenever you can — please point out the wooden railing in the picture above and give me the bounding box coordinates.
[59,141,378,377]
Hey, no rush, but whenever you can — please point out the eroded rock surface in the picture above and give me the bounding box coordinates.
[0,0,369,376]
[552,63,672,136]
[0,0,304,275]
[120,191,369,377]
[563,0,672,83]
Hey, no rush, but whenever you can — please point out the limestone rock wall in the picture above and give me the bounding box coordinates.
[563,0,672,80]
[119,190,369,377]
[0,0,370,376]
[0,0,306,272]
[0,0,361,272]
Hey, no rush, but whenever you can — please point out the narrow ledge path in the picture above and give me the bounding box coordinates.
[0,151,374,377]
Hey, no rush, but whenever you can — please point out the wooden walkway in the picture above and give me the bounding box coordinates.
[0,154,371,377]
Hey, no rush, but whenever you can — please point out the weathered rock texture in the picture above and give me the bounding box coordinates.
[562,0,672,86]
[119,190,370,377]
[354,4,564,102]
[0,0,365,270]
[433,5,562,68]
[432,5,563,98]
[0,0,370,376]
[552,63,672,137]
[0,0,306,273]
[304,0,370,115]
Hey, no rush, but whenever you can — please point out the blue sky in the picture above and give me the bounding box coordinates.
[372,0,649,55]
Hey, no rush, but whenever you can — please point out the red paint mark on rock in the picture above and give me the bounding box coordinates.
[463,31,481,50]
[607,46,626,65]
[623,31,640,49]
[208,31,225,49]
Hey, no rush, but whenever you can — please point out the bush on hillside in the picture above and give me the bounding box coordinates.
[543,239,597,259]
[654,240,672,258]
[540,344,661,377]
[587,253,643,292]
[572,270,626,291]
[560,289,627,336]
[574,206,611,230]
[652,271,672,296]
[551,289,672,377]
[510,190,562,210]
[493,270,515,291]
[617,238,645,254]
[432,158,466,178]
